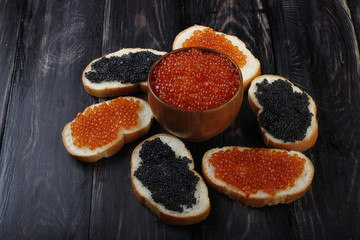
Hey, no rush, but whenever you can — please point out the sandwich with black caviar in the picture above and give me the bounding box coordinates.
[82,48,166,97]
[131,134,210,225]
[248,75,318,152]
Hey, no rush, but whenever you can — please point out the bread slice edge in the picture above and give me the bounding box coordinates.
[131,134,211,225]
[248,74,318,152]
[82,48,167,97]
[202,146,314,207]
[62,97,154,162]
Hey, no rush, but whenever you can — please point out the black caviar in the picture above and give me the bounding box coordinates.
[85,51,162,84]
[134,137,199,212]
[255,79,313,142]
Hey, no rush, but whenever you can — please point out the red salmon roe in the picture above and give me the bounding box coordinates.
[208,148,305,196]
[182,28,247,68]
[70,97,141,150]
[150,48,241,111]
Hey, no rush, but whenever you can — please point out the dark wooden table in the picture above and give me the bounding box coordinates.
[1,0,359,239]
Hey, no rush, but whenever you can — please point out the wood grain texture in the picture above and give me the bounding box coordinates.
[89,1,189,239]
[0,0,104,238]
[179,1,296,240]
[348,0,360,49]
[267,0,360,239]
[101,0,185,53]
[0,0,359,239]
[0,0,24,146]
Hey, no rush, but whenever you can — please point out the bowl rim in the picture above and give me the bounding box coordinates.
[147,46,244,113]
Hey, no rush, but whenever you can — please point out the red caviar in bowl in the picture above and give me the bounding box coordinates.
[182,28,247,68]
[208,148,306,196]
[150,48,241,111]
[70,97,141,150]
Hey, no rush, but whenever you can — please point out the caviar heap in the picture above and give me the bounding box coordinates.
[85,51,162,84]
[255,79,312,142]
[209,148,305,196]
[150,48,241,111]
[182,28,247,68]
[134,137,199,212]
[70,97,141,150]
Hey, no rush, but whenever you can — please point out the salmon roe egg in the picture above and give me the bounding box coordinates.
[150,48,241,111]
[182,28,247,68]
[70,97,141,150]
[208,148,306,196]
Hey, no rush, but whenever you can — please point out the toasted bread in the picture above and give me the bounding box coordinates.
[202,146,314,207]
[248,75,318,152]
[172,25,260,90]
[131,134,210,225]
[82,48,166,97]
[62,97,153,162]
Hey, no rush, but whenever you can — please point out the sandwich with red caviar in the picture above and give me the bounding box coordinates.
[202,146,314,207]
[172,25,260,90]
[62,97,153,162]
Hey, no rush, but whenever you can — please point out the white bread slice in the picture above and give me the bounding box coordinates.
[62,97,154,162]
[131,134,210,225]
[202,146,314,207]
[248,75,318,152]
[172,25,261,90]
[82,48,166,97]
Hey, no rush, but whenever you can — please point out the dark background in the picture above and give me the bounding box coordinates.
[0,0,359,239]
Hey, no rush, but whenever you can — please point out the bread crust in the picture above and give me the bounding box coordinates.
[131,134,210,225]
[172,24,261,90]
[62,97,154,162]
[248,75,318,152]
[202,146,314,207]
[82,48,166,97]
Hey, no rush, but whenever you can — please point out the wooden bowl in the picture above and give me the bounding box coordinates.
[148,47,244,142]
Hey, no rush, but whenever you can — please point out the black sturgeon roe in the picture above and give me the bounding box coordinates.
[85,51,162,84]
[255,79,313,142]
[134,137,199,212]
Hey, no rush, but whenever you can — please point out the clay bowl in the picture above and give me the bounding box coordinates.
[147,47,244,142]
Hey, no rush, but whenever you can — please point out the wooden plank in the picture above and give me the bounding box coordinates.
[348,0,360,51]
[181,1,295,239]
[0,0,104,238]
[88,1,193,239]
[0,1,24,146]
[101,0,185,53]
[266,0,360,239]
